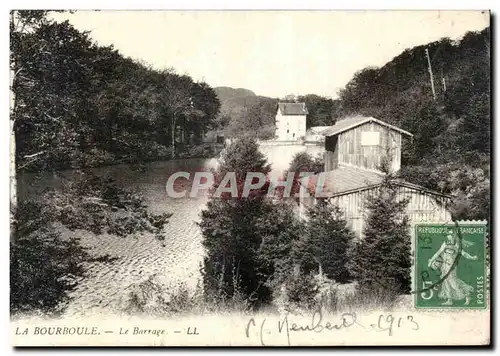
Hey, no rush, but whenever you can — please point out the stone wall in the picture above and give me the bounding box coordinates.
[258,140,325,176]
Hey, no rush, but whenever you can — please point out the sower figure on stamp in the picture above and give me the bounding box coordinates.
[428,229,478,306]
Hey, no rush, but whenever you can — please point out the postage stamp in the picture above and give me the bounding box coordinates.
[415,222,488,309]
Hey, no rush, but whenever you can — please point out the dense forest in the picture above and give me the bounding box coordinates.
[337,27,490,222]
[11,12,221,173]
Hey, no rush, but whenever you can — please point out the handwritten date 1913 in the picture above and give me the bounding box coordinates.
[370,314,419,336]
[245,308,419,346]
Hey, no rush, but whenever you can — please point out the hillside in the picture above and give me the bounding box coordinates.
[214,87,277,139]
[214,86,256,101]
[214,87,342,139]
[338,26,490,221]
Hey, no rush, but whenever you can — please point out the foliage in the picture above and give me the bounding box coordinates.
[399,156,490,221]
[218,95,278,139]
[10,200,111,314]
[297,94,343,127]
[126,275,200,316]
[10,169,172,314]
[217,136,271,179]
[200,137,301,307]
[10,10,195,315]
[348,175,412,296]
[215,89,344,139]
[11,12,220,172]
[292,201,355,283]
[285,271,317,310]
[287,152,324,175]
[43,173,172,241]
[283,152,324,198]
[338,27,490,221]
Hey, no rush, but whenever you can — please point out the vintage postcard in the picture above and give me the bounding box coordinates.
[10,10,490,346]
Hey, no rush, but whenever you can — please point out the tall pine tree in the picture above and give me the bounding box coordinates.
[292,200,354,283]
[200,136,290,307]
[348,175,412,295]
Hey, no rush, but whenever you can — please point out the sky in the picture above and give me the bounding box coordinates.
[56,10,489,98]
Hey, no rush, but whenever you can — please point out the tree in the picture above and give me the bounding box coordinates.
[199,137,270,305]
[297,94,340,127]
[348,174,412,295]
[10,10,59,239]
[10,11,172,314]
[338,26,490,226]
[292,201,355,283]
[287,152,323,175]
[283,152,324,199]
[199,137,303,307]
[189,81,221,144]
[11,200,90,314]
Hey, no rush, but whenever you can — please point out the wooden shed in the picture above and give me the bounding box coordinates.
[299,116,453,241]
[299,166,452,239]
[321,116,413,173]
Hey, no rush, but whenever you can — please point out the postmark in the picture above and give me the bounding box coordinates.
[414,222,488,309]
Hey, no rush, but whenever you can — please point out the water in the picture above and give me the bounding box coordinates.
[18,158,217,317]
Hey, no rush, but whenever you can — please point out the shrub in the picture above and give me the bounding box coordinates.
[287,152,324,175]
[126,275,200,316]
[10,201,91,315]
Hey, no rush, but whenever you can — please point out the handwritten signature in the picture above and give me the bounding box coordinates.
[245,307,419,346]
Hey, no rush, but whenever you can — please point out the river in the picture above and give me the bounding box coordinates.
[18,158,218,317]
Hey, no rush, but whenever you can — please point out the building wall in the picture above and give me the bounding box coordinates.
[275,110,307,141]
[325,186,452,240]
[334,122,402,172]
[324,135,339,171]
[258,141,324,176]
[298,185,452,287]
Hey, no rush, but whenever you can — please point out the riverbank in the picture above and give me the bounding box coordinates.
[16,158,218,317]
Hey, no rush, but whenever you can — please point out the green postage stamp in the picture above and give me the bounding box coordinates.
[415,222,488,309]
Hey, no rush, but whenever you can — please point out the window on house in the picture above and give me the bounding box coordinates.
[361,131,380,146]
[287,129,289,134]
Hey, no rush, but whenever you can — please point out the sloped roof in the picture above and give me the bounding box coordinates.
[321,116,413,137]
[300,165,451,198]
[278,102,308,116]
[301,166,384,197]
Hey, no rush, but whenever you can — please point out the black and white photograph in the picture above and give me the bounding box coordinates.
[9,9,491,346]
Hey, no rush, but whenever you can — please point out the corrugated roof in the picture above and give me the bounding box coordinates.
[300,165,451,198]
[321,116,413,137]
[278,102,308,116]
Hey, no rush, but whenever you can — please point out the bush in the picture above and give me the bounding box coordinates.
[126,275,200,316]
[10,201,91,315]
[287,152,324,175]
